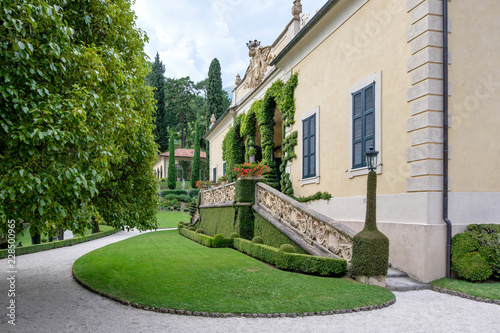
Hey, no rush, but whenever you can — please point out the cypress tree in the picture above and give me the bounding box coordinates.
[191,121,201,187]
[146,52,168,151]
[207,58,225,120]
[167,133,176,189]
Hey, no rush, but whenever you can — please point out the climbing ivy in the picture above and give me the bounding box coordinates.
[222,114,245,182]
[240,101,260,162]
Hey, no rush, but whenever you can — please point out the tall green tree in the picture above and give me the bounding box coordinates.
[191,121,201,187]
[0,0,159,236]
[207,58,225,121]
[167,133,176,189]
[164,77,195,148]
[145,52,168,152]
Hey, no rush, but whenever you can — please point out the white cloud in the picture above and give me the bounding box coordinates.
[132,0,327,87]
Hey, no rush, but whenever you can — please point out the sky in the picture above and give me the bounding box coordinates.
[132,0,327,88]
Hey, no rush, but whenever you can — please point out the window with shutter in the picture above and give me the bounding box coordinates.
[302,114,316,178]
[352,83,375,169]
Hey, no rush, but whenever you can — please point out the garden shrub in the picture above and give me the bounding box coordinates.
[212,234,234,248]
[188,227,195,231]
[453,252,493,282]
[163,194,179,201]
[229,232,240,239]
[252,236,264,244]
[188,189,200,198]
[196,229,205,234]
[279,244,296,253]
[177,194,193,203]
[233,238,347,277]
[236,206,254,240]
[451,224,500,280]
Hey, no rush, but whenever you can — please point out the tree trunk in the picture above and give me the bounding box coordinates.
[92,217,100,234]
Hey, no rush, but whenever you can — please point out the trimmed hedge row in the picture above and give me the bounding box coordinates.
[0,228,119,259]
[197,206,236,237]
[253,212,307,254]
[178,227,347,277]
[233,238,347,277]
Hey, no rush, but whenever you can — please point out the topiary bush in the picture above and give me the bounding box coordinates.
[229,232,240,239]
[451,224,500,280]
[252,236,264,244]
[212,234,233,248]
[453,252,493,282]
[279,244,296,253]
[177,194,193,203]
[188,226,195,231]
[196,229,205,234]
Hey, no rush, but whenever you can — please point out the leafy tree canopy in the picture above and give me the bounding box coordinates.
[0,0,159,235]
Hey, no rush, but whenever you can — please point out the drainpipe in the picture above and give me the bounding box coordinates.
[442,0,452,279]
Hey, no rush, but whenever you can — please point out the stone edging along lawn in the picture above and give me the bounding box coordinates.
[72,268,396,318]
[430,285,500,306]
[0,228,119,259]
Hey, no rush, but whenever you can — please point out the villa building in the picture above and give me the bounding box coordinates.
[204,0,500,282]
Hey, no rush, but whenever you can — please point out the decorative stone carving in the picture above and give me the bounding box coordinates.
[201,182,236,205]
[292,0,302,19]
[243,40,275,89]
[209,114,216,128]
[235,74,241,86]
[255,183,353,262]
[300,13,310,28]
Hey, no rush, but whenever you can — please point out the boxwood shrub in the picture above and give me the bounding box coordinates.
[233,238,347,277]
[451,224,500,281]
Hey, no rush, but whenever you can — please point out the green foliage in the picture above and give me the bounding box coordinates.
[253,212,307,254]
[451,224,500,280]
[279,244,296,253]
[222,115,245,182]
[167,133,176,189]
[164,77,195,147]
[0,0,159,235]
[0,228,118,259]
[294,191,332,203]
[179,227,213,247]
[229,232,240,239]
[198,207,236,236]
[190,121,201,186]
[236,206,254,240]
[161,189,188,196]
[178,160,191,181]
[212,233,234,248]
[196,228,204,234]
[206,58,226,120]
[453,252,493,282]
[430,278,500,300]
[145,52,168,151]
[234,178,257,202]
[241,101,260,162]
[188,226,195,231]
[233,238,347,277]
[351,172,389,277]
[252,236,264,244]
[188,189,200,198]
[177,194,193,203]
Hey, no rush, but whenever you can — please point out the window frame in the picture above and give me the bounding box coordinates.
[348,71,382,178]
[300,106,320,186]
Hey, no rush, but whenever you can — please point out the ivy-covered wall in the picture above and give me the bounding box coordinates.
[197,207,236,237]
[253,212,307,254]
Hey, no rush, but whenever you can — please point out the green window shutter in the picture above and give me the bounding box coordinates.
[352,83,375,169]
[303,114,316,178]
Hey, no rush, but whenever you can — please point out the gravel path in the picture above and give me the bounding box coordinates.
[1,230,499,333]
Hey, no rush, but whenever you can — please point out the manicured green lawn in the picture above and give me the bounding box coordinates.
[73,231,394,314]
[431,278,500,300]
[156,210,190,229]
[16,225,115,246]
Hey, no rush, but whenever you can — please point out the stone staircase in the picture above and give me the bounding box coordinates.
[385,267,429,291]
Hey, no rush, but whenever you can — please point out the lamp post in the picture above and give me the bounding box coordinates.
[350,143,389,286]
[365,144,378,172]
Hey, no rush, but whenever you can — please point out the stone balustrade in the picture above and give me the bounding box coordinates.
[200,182,236,207]
[254,182,355,262]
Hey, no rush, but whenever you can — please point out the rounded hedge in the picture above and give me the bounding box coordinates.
[252,236,264,244]
[188,227,195,231]
[279,244,296,253]
[196,229,205,234]
[453,252,492,282]
[229,232,240,239]
[178,194,193,203]
[212,234,226,248]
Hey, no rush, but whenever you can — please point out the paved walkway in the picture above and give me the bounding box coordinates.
[1,230,499,333]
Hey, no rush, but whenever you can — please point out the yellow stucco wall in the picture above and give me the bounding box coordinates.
[289,0,412,198]
[209,125,230,181]
[448,0,500,192]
